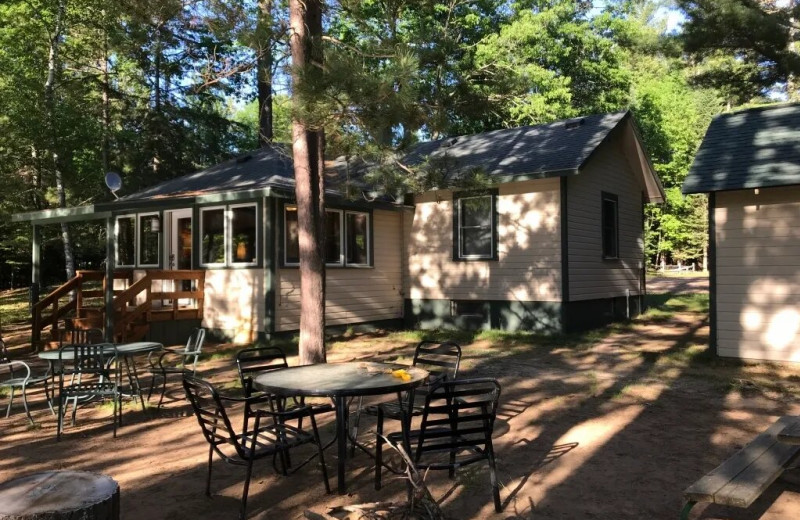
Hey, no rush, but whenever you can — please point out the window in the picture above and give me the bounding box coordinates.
[138,213,160,266]
[230,204,257,265]
[455,193,495,260]
[602,192,619,259]
[283,205,371,267]
[116,216,135,267]
[200,207,226,266]
[345,212,370,266]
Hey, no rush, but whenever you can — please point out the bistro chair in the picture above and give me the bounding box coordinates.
[57,343,122,440]
[0,338,54,424]
[376,377,503,512]
[147,327,205,408]
[236,346,334,423]
[351,340,462,447]
[59,326,104,348]
[183,376,330,520]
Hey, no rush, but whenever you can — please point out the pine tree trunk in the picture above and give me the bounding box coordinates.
[257,0,274,145]
[290,0,326,365]
[101,12,110,173]
[44,0,75,280]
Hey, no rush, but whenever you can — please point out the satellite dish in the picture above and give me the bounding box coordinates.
[105,171,123,199]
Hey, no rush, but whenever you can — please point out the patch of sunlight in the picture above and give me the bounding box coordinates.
[763,308,800,351]
[741,307,763,330]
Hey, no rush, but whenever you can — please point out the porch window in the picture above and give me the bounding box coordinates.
[601,192,619,259]
[138,213,160,267]
[283,205,370,267]
[455,193,496,260]
[345,212,370,266]
[230,204,257,265]
[200,207,226,266]
[116,216,135,267]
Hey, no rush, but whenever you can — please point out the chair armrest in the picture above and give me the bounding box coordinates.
[253,404,314,420]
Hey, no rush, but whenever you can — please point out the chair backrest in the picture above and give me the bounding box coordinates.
[183,328,206,374]
[0,339,29,383]
[235,346,288,394]
[413,341,462,382]
[415,378,501,467]
[182,376,244,462]
[0,338,9,365]
[60,344,115,379]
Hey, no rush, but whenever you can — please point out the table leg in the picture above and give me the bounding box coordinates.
[335,395,348,494]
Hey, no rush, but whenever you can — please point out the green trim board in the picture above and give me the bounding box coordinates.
[12,205,111,224]
[708,192,717,356]
[562,296,642,333]
[405,298,562,333]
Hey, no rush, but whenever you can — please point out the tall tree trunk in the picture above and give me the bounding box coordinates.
[101,11,110,173]
[152,21,162,175]
[290,0,326,365]
[45,0,75,280]
[257,0,274,145]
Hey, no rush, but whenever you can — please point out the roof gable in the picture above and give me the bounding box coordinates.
[683,103,800,194]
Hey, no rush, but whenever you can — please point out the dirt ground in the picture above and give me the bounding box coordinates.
[4,280,800,519]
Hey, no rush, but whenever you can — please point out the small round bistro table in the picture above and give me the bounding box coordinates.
[253,361,429,494]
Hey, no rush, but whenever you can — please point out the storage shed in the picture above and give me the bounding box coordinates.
[683,103,800,362]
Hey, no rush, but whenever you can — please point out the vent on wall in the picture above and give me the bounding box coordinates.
[564,119,585,130]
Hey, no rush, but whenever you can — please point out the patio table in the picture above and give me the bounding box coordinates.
[253,361,429,494]
[39,342,163,410]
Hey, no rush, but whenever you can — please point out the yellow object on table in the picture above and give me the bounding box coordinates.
[391,369,412,381]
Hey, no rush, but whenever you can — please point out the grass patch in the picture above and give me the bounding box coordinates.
[644,293,709,317]
[0,288,31,325]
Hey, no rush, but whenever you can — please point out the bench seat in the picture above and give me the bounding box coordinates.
[681,415,800,518]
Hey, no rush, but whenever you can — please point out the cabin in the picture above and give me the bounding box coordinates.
[12,110,663,347]
[683,103,800,363]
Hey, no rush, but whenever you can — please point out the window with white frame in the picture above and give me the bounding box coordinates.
[200,207,226,266]
[283,205,371,267]
[116,215,136,267]
[138,213,160,266]
[230,204,258,266]
[455,193,495,260]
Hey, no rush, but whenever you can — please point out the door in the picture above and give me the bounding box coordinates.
[168,209,193,301]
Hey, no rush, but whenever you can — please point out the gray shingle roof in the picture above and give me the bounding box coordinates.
[683,103,800,194]
[120,110,633,202]
[403,111,630,178]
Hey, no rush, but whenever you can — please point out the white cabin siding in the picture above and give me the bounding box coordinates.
[715,186,800,362]
[202,268,264,343]
[567,136,644,301]
[405,178,562,302]
[275,209,404,331]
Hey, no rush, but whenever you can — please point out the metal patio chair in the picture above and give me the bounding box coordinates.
[375,377,503,512]
[0,338,54,424]
[59,326,104,348]
[57,343,122,440]
[351,340,462,447]
[147,327,205,408]
[183,376,330,520]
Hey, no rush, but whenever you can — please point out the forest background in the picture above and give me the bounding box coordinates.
[0,0,795,289]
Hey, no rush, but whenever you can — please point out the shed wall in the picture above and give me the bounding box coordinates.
[715,186,800,362]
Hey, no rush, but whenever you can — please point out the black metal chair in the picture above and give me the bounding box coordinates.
[57,343,122,440]
[352,340,462,447]
[147,327,205,408]
[59,326,104,348]
[0,338,54,424]
[183,376,330,520]
[376,377,502,512]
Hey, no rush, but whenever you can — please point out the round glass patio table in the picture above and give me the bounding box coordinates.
[39,342,163,410]
[253,361,429,494]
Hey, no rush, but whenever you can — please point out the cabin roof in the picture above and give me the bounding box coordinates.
[683,103,800,194]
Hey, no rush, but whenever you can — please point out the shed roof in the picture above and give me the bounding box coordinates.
[683,103,800,194]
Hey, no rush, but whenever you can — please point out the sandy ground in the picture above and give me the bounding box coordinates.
[3,281,800,519]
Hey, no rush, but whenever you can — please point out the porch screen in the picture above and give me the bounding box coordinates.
[201,208,226,265]
[231,205,257,264]
[116,216,135,266]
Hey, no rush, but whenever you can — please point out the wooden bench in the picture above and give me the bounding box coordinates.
[681,416,800,519]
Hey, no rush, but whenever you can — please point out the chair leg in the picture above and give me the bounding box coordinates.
[240,456,255,520]
[112,392,118,438]
[374,411,384,490]
[157,371,167,409]
[147,374,156,401]
[350,396,363,457]
[21,384,34,425]
[6,387,15,418]
[43,380,55,415]
[70,396,78,426]
[206,444,214,496]
[310,414,330,494]
[57,394,64,441]
[487,443,501,512]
